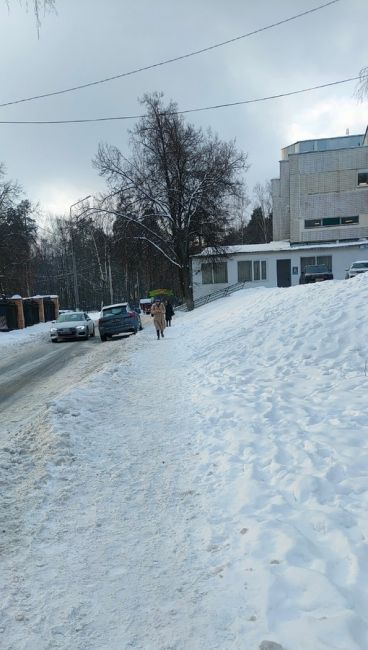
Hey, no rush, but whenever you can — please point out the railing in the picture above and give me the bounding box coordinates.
[176,281,250,311]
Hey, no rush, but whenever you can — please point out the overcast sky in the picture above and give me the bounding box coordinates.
[0,0,367,221]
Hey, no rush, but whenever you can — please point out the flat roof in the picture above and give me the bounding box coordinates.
[195,239,368,257]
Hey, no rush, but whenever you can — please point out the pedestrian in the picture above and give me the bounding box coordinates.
[151,297,166,339]
[165,300,174,327]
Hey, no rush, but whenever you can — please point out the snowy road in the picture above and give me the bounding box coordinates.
[0,336,100,409]
[1,320,216,649]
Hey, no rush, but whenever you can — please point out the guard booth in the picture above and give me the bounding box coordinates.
[0,299,18,331]
[23,299,40,327]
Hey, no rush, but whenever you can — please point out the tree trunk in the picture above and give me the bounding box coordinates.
[178,265,194,311]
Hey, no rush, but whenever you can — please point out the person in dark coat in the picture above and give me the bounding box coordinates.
[165,301,174,327]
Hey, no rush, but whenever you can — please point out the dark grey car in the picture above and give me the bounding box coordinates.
[98,303,142,341]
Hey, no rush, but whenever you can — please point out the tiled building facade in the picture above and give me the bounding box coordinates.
[271,128,368,244]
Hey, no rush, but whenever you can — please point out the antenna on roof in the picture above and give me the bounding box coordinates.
[346,128,350,135]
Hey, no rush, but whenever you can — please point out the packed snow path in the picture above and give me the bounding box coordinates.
[2,277,368,649]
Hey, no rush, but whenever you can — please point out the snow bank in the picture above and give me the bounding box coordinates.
[2,276,368,649]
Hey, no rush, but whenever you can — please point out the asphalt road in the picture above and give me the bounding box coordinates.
[0,336,100,408]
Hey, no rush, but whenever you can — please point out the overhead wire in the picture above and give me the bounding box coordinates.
[0,0,341,108]
[0,75,364,124]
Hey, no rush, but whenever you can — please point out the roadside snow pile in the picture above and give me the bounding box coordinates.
[0,320,51,349]
[2,275,368,650]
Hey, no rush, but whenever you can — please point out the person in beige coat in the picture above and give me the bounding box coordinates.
[151,298,166,339]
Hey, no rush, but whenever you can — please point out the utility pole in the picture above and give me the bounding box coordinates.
[69,195,91,310]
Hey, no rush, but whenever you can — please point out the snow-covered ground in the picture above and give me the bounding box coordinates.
[2,277,368,649]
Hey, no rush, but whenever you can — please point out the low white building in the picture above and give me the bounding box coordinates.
[192,239,368,300]
[192,126,368,301]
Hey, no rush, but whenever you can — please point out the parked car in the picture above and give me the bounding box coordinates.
[299,264,333,284]
[98,303,143,341]
[50,311,95,342]
[345,260,368,279]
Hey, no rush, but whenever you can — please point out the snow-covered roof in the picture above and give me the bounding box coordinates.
[194,239,368,257]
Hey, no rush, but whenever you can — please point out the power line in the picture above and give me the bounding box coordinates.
[0,0,341,109]
[0,75,363,125]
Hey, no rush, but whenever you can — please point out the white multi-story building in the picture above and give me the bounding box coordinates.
[192,127,368,300]
[272,127,368,244]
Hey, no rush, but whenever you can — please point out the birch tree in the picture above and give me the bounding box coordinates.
[93,93,248,309]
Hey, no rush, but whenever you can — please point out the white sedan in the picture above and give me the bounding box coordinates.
[345,260,368,279]
[50,311,95,342]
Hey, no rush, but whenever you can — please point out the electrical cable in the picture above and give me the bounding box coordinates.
[0,75,363,124]
[0,0,341,108]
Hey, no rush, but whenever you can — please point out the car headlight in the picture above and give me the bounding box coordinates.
[76,325,86,330]
[50,328,57,333]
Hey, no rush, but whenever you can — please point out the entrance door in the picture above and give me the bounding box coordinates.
[277,259,291,287]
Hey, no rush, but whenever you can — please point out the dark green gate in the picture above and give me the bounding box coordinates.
[43,298,56,322]
[0,300,18,331]
[23,300,40,327]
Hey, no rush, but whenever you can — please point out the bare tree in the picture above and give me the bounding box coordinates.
[4,0,56,36]
[93,93,248,308]
[252,181,273,243]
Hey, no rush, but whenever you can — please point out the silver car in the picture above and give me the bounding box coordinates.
[345,260,368,279]
[50,311,95,342]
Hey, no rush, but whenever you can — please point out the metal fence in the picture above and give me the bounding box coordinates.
[176,281,250,312]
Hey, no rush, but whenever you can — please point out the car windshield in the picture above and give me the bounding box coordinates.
[57,313,85,322]
[102,306,127,316]
[304,265,328,273]
[352,262,368,269]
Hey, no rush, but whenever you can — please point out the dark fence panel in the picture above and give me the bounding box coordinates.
[23,300,40,327]
[43,299,56,322]
[0,301,18,331]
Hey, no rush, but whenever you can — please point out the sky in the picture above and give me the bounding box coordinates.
[0,0,367,221]
[3,276,368,648]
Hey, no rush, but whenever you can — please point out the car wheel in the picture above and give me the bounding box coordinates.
[84,331,89,340]
[91,326,95,337]
[51,338,58,343]
[100,334,107,342]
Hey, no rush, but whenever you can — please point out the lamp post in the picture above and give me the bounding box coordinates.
[69,195,91,310]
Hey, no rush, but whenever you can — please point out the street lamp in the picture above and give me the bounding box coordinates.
[69,195,91,310]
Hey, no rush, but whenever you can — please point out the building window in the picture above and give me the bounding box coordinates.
[316,255,332,272]
[201,263,213,284]
[201,261,228,284]
[213,262,228,283]
[237,260,267,282]
[300,257,316,272]
[341,216,359,225]
[253,261,260,281]
[304,216,359,229]
[238,261,252,282]
[261,261,267,280]
[322,217,340,227]
[305,219,322,228]
[358,171,368,186]
[300,256,332,272]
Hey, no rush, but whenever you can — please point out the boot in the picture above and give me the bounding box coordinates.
[157,330,160,339]
[161,331,164,338]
